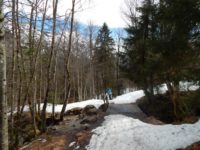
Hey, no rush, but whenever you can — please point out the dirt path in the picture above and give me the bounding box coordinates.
[106,103,147,119]
[19,103,147,150]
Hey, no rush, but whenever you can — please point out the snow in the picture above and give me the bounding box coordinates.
[86,115,200,150]
[69,141,76,147]
[179,81,199,91]
[84,83,200,150]
[110,90,144,104]
[21,89,145,113]
[23,99,105,113]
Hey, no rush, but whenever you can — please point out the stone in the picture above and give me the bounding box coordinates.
[144,116,164,125]
[82,105,97,115]
[99,103,109,112]
[65,107,83,115]
[75,131,91,145]
[80,116,97,124]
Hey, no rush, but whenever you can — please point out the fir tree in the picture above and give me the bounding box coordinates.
[94,23,115,95]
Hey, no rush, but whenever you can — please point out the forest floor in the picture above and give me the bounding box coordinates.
[19,110,106,150]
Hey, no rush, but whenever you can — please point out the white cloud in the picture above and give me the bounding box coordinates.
[58,0,126,28]
[4,0,127,28]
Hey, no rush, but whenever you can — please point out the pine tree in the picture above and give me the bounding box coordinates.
[122,0,200,117]
[94,23,115,95]
[122,0,159,103]
[157,0,200,118]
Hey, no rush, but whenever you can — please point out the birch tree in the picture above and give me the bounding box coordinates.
[0,0,9,149]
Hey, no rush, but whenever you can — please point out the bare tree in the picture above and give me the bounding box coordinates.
[60,0,76,121]
[41,0,58,132]
[10,0,16,146]
[87,21,96,98]
[0,0,8,149]
[115,29,124,95]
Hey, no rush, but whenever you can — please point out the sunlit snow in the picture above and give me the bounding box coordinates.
[86,115,200,150]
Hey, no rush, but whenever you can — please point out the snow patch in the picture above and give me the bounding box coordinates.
[86,115,200,150]
[111,90,145,104]
[69,141,76,147]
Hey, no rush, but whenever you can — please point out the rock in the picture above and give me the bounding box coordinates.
[82,124,90,130]
[183,116,199,124]
[80,116,97,124]
[35,129,40,135]
[65,107,83,115]
[78,114,84,119]
[144,116,164,125]
[58,121,65,125]
[97,111,105,119]
[99,103,109,112]
[49,126,58,131]
[177,141,200,150]
[37,138,47,143]
[82,105,98,116]
[46,117,54,126]
[75,131,91,145]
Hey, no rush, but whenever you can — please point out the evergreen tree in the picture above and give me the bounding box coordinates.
[157,0,200,118]
[122,0,159,103]
[94,23,115,95]
[122,0,200,117]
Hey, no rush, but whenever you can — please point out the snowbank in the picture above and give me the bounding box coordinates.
[29,99,105,113]
[21,90,145,113]
[111,90,145,104]
[86,115,200,150]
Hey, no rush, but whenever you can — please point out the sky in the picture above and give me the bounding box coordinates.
[59,0,127,28]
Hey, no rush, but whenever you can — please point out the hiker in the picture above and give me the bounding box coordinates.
[105,88,112,100]
[108,88,112,100]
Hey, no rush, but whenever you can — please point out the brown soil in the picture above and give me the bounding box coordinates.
[19,134,67,150]
[19,112,105,150]
[177,142,200,150]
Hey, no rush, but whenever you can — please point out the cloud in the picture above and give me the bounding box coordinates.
[58,0,126,28]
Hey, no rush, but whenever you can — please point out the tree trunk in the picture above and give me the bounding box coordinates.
[52,50,58,121]
[0,42,8,150]
[41,0,58,132]
[10,0,16,147]
[0,0,9,148]
[60,0,76,121]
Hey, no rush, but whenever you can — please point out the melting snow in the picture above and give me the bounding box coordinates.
[86,115,200,150]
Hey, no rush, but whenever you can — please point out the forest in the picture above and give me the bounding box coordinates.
[0,0,200,150]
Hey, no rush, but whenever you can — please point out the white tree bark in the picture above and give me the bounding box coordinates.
[0,0,8,148]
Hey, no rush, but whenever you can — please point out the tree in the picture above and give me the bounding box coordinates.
[122,0,159,103]
[41,0,58,132]
[122,0,200,118]
[60,0,76,121]
[156,0,200,118]
[94,23,115,96]
[0,0,9,149]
